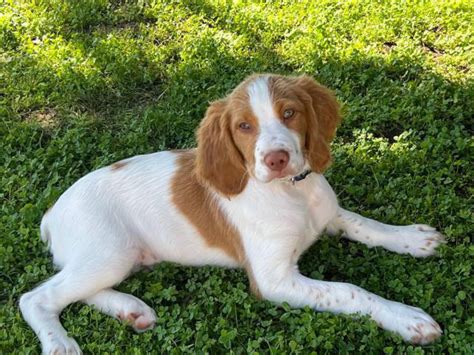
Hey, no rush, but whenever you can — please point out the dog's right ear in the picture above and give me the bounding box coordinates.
[195,100,248,196]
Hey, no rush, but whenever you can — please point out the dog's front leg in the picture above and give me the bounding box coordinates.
[249,255,442,344]
[326,208,445,257]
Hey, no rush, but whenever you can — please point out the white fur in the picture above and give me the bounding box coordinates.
[43,152,237,270]
[20,82,445,354]
[248,77,305,182]
[20,152,237,355]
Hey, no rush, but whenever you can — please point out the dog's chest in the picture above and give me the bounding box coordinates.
[218,174,338,247]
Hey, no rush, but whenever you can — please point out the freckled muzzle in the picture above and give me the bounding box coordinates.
[253,129,306,182]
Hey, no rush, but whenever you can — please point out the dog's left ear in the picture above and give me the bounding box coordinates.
[296,75,341,173]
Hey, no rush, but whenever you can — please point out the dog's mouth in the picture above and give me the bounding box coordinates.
[256,167,299,183]
[250,156,307,183]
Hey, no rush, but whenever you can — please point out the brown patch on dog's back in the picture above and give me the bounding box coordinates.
[110,160,128,171]
[171,150,245,263]
[172,150,262,296]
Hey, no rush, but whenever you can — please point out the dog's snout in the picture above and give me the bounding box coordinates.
[264,150,289,171]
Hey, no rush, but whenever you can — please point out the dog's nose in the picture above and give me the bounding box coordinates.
[264,150,289,171]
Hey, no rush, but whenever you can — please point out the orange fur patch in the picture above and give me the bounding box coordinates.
[172,150,265,297]
[172,150,245,263]
[195,100,249,196]
[295,75,341,173]
[110,161,128,170]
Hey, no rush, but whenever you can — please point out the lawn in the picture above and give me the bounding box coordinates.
[0,0,472,353]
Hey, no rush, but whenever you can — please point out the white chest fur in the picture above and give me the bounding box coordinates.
[218,174,339,263]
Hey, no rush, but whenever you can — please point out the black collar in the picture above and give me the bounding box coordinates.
[290,169,312,185]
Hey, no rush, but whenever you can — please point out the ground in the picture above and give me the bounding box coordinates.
[0,1,472,354]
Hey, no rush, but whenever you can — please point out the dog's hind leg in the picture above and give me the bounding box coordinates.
[84,289,156,332]
[20,249,137,355]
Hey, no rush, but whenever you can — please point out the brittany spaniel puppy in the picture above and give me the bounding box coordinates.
[20,74,445,354]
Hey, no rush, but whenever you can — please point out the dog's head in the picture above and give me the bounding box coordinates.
[196,74,341,196]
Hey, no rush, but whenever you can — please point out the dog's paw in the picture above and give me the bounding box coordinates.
[42,333,82,355]
[390,224,446,257]
[116,297,157,332]
[376,300,442,345]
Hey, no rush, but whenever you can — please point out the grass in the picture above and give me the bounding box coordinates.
[0,0,472,353]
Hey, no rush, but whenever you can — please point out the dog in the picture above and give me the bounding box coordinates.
[20,74,445,354]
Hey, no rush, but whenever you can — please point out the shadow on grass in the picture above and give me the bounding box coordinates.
[6,0,471,142]
[3,0,471,215]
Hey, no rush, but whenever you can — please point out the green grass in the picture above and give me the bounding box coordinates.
[1,0,473,353]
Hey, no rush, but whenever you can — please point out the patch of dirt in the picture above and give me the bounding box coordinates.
[24,108,58,129]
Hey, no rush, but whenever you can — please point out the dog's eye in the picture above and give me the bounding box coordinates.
[239,122,252,131]
[283,109,295,120]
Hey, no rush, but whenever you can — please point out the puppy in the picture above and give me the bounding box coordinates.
[20,74,444,354]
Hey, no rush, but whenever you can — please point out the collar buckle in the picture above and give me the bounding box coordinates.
[290,169,312,185]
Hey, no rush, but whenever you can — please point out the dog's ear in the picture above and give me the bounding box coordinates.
[196,100,248,196]
[296,75,341,173]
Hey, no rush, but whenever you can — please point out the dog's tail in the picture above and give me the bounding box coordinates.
[40,208,52,247]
